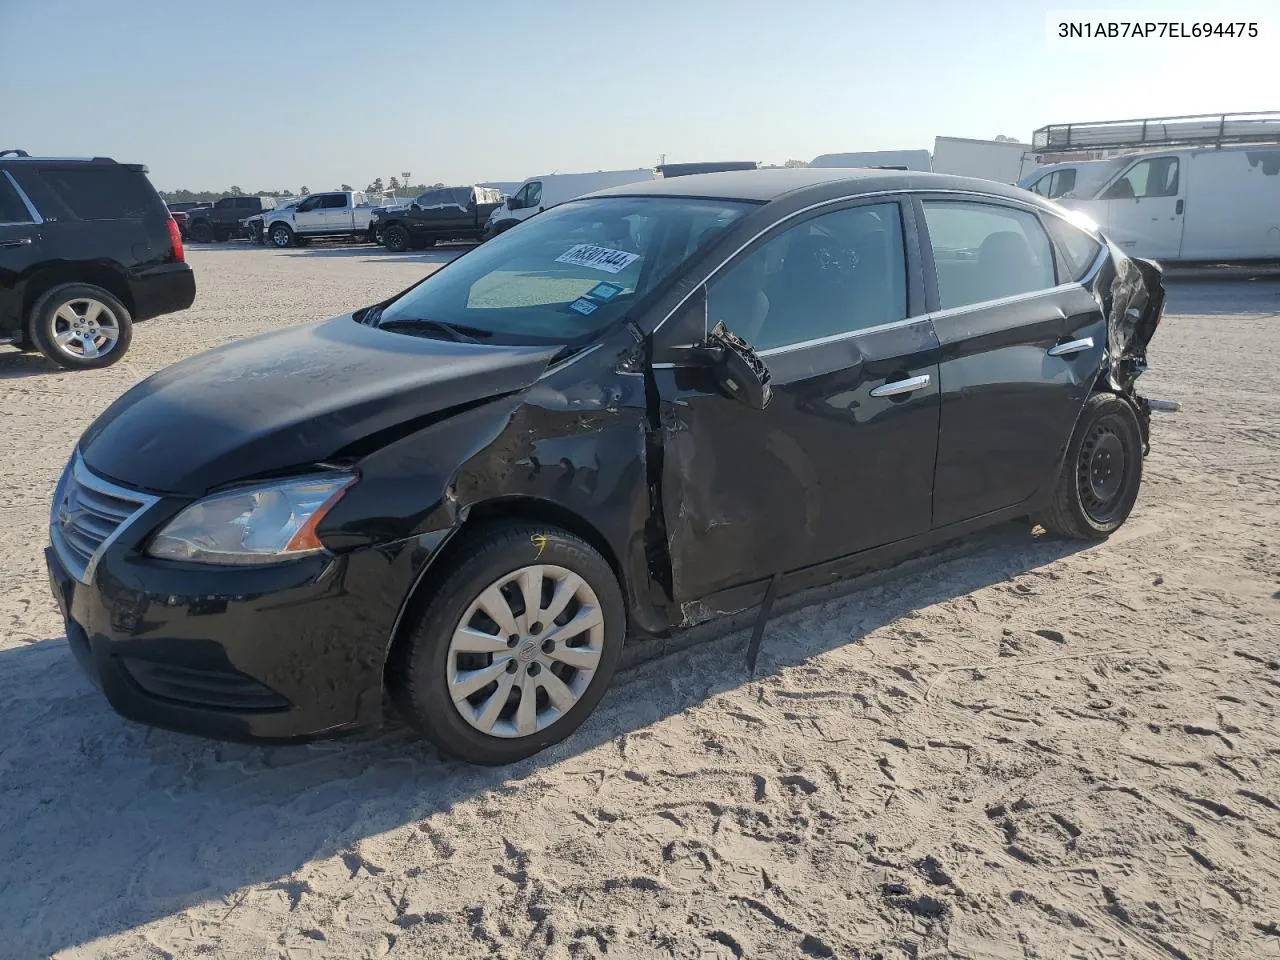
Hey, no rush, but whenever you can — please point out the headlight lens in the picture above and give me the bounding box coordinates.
[147,474,355,565]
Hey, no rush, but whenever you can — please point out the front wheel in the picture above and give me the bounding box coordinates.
[1037,393,1144,540]
[268,223,294,248]
[388,522,625,765]
[188,220,214,244]
[383,224,409,253]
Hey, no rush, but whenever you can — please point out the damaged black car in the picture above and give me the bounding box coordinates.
[46,169,1166,764]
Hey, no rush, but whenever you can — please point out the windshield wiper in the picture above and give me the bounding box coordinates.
[376,317,491,344]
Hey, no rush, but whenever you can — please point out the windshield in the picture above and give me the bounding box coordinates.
[374,196,754,345]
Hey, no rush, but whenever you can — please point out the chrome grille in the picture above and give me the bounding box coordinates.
[50,455,157,584]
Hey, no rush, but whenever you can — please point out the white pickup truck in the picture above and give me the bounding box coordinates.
[259,190,387,247]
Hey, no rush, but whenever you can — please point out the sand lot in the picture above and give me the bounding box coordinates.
[1,245,1278,960]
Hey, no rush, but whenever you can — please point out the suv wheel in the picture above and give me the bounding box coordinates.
[188,220,214,244]
[269,223,295,248]
[388,522,625,765]
[29,283,133,370]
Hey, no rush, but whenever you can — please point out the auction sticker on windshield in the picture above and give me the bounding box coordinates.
[587,281,624,302]
[555,244,640,274]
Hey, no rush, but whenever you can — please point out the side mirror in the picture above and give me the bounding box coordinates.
[411,202,420,211]
[695,321,772,410]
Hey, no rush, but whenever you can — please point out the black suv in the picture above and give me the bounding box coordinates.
[185,196,276,243]
[0,151,195,370]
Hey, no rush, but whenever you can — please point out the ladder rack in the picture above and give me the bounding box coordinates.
[1032,111,1280,153]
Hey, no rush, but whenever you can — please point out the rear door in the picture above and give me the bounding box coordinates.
[0,170,45,338]
[321,192,354,231]
[1096,155,1184,259]
[652,197,941,605]
[918,196,1106,527]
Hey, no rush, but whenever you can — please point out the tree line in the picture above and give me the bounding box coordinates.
[159,177,447,204]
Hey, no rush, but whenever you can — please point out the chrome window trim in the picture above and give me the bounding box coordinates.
[653,186,1058,342]
[50,453,159,586]
[1,170,43,225]
[756,314,931,357]
[651,187,1105,362]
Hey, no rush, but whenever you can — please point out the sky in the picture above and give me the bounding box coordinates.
[1,0,1276,192]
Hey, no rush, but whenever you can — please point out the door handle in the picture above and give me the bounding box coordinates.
[870,374,930,398]
[1048,337,1094,357]
[0,236,33,247]
[1175,199,1184,214]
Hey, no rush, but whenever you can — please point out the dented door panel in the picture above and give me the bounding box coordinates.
[931,284,1105,526]
[653,318,941,612]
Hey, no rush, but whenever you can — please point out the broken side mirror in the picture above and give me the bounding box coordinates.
[696,320,772,410]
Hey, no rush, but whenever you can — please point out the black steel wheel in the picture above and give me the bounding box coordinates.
[1037,393,1144,540]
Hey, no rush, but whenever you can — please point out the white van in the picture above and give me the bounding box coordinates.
[1034,145,1280,261]
[483,169,656,238]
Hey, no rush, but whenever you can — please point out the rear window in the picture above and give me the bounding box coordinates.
[0,174,35,223]
[35,168,164,220]
[1043,214,1103,281]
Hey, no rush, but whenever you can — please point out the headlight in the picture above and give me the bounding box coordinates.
[147,474,355,565]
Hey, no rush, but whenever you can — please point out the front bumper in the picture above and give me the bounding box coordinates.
[130,262,196,322]
[45,521,438,744]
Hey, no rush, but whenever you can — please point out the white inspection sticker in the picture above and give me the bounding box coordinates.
[555,243,640,274]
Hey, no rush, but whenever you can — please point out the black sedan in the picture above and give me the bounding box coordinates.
[46,169,1166,764]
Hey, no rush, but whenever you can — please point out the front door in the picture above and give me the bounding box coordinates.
[292,195,327,234]
[1095,155,1183,259]
[652,198,941,606]
[916,196,1106,527]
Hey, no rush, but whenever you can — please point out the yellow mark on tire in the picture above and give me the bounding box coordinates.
[531,534,549,558]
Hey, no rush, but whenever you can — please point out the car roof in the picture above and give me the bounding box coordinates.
[0,155,146,173]
[587,167,1039,205]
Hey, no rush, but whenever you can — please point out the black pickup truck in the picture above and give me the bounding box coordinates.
[185,196,277,243]
[372,186,504,252]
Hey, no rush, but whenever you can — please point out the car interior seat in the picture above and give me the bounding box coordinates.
[976,230,1041,302]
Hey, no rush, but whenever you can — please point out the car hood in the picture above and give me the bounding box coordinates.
[79,315,562,496]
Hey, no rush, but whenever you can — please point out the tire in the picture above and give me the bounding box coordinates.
[383,224,409,253]
[1036,393,1144,540]
[188,220,214,244]
[268,223,294,248]
[28,283,132,370]
[388,521,625,765]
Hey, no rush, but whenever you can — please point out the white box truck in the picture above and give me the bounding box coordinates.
[930,136,1034,184]
[483,169,656,238]
[810,149,932,171]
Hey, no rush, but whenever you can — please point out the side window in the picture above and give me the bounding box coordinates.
[1102,157,1179,199]
[526,181,543,208]
[708,202,908,351]
[1043,215,1103,282]
[216,197,237,209]
[34,168,165,220]
[1050,168,1076,198]
[326,194,349,209]
[296,196,317,212]
[0,174,35,224]
[922,201,1055,309]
